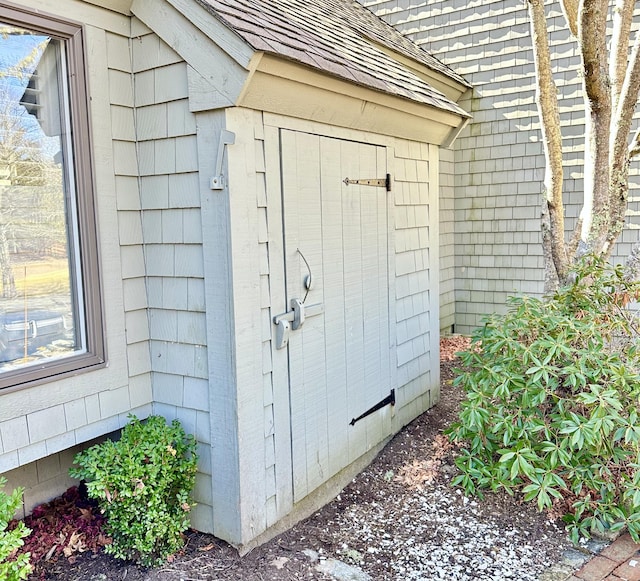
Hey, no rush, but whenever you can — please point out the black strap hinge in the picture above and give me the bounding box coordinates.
[343,173,391,192]
[350,389,395,426]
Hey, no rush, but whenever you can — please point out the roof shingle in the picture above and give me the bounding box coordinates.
[194,0,470,116]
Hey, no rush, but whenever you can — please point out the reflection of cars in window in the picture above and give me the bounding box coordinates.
[0,310,69,363]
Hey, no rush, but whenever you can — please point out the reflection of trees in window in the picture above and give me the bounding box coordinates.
[0,34,67,300]
[0,93,49,298]
[0,97,41,298]
[0,8,104,387]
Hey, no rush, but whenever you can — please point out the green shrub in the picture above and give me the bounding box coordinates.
[70,415,198,566]
[0,478,32,580]
[448,256,640,544]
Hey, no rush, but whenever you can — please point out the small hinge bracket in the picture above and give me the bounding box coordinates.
[210,130,236,190]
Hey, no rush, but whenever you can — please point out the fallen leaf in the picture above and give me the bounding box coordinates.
[198,543,216,552]
[395,433,454,490]
[44,545,58,561]
[440,336,472,361]
[270,556,290,570]
[97,534,112,547]
[63,531,87,557]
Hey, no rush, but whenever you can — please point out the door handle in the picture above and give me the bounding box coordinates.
[273,299,324,349]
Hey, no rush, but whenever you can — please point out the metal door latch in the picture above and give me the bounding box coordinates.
[273,299,323,349]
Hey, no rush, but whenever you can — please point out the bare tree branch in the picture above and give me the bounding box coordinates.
[527,0,570,282]
[578,0,611,251]
[0,38,47,81]
[528,0,640,286]
[612,20,640,155]
[610,0,635,110]
[606,24,640,255]
[567,216,583,258]
[559,0,579,36]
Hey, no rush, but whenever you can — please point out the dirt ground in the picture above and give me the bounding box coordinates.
[25,338,572,580]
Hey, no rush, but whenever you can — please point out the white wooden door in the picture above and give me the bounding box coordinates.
[279,130,393,501]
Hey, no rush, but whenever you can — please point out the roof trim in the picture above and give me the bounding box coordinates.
[165,0,255,69]
[78,0,133,16]
[368,39,471,103]
[238,54,466,145]
[131,0,252,110]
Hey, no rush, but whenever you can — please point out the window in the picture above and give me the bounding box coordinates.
[0,5,104,390]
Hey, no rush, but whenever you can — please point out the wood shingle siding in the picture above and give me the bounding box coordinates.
[0,0,151,515]
[364,0,640,332]
[128,20,215,532]
[3,0,468,546]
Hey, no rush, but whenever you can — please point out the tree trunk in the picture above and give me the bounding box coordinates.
[527,0,570,286]
[528,0,640,289]
[0,224,16,299]
[541,199,560,292]
[606,25,640,256]
[578,0,612,253]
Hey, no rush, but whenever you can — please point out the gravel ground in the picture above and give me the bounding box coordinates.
[33,339,575,580]
[276,356,572,581]
[324,483,566,580]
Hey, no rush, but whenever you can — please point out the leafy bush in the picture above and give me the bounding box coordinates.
[0,478,32,580]
[448,256,640,544]
[70,415,198,566]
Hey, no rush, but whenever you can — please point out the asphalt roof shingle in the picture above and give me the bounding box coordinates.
[193,0,470,116]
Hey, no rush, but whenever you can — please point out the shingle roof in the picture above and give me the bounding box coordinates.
[194,0,470,117]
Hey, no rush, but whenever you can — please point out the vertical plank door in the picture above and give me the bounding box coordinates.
[279,129,393,502]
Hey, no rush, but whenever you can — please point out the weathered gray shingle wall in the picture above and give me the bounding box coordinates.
[439,147,455,334]
[131,18,213,533]
[0,6,153,516]
[362,0,640,333]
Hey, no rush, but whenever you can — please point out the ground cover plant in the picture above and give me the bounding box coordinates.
[0,477,31,580]
[448,255,640,544]
[11,484,108,579]
[70,415,198,566]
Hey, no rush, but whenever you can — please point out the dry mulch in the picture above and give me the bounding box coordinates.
[17,336,573,580]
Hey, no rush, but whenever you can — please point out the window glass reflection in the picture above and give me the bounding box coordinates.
[0,24,83,370]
